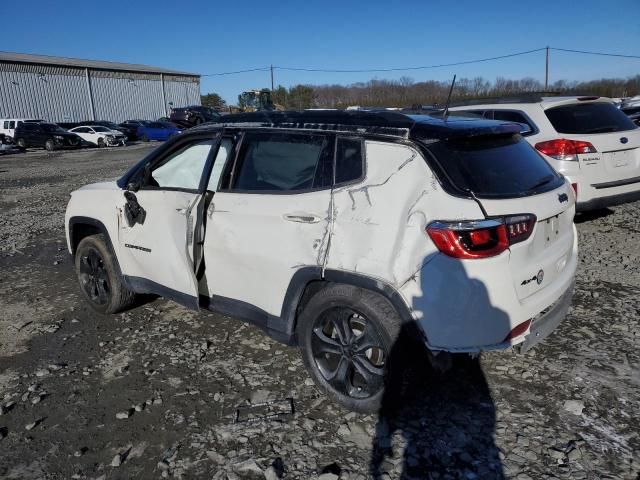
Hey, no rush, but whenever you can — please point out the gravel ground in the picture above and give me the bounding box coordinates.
[0,145,638,480]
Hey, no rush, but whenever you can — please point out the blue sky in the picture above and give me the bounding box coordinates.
[4,0,640,103]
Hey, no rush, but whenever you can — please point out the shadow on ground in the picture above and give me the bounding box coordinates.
[369,327,505,479]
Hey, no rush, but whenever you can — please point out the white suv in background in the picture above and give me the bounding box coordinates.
[450,96,640,211]
[65,111,577,412]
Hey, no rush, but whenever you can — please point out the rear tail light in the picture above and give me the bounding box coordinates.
[571,182,578,199]
[535,139,596,161]
[427,214,536,259]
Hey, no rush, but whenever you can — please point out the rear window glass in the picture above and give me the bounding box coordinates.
[425,134,564,198]
[545,102,637,134]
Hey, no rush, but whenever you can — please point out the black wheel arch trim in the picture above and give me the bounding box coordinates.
[280,267,417,344]
[68,216,115,256]
[321,269,416,324]
[69,216,132,292]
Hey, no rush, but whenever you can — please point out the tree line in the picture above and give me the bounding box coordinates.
[202,74,640,110]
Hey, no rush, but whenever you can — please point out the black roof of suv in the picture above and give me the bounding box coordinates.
[118,110,526,193]
[207,110,522,141]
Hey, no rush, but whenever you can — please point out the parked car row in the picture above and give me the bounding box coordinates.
[0,117,183,151]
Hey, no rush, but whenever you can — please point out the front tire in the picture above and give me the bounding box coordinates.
[45,139,55,151]
[97,137,105,148]
[298,284,402,413]
[15,138,26,149]
[141,135,149,142]
[75,234,136,314]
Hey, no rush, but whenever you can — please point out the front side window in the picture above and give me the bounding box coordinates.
[149,140,213,190]
[207,138,233,191]
[230,132,328,192]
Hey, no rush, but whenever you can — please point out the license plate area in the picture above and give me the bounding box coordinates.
[543,214,561,248]
[606,149,636,170]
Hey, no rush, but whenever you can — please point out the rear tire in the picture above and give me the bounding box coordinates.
[141,135,149,142]
[75,234,136,314]
[298,284,403,413]
[44,139,55,151]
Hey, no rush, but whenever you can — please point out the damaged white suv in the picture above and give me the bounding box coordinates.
[65,111,577,412]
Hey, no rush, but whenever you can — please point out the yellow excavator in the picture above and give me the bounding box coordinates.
[231,89,284,112]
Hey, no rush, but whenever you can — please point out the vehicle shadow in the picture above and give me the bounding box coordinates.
[370,261,508,479]
[574,207,614,223]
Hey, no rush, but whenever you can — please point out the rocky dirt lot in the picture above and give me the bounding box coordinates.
[0,145,638,480]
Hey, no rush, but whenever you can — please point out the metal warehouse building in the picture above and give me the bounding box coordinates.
[0,51,201,123]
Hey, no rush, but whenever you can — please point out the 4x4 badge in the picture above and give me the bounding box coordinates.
[558,193,568,203]
[521,269,545,286]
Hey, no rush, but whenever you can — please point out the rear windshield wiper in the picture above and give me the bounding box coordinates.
[525,175,555,193]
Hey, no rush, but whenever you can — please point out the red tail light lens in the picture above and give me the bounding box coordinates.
[535,139,596,161]
[427,215,536,260]
[571,182,578,199]
[503,319,532,341]
[505,214,536,245]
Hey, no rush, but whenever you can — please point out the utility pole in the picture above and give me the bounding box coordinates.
[545,46,549,91]
[270,65,274,92]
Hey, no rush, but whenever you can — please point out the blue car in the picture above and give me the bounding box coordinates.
[137,122,181,141]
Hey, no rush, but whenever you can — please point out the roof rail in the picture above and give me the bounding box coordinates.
[450,91,568,107]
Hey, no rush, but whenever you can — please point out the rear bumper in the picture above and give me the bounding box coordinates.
[576,187,640,211]
[400,226,578,353]
[516,280,574,353]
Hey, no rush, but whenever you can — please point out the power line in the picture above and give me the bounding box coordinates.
[550,47,640,60]
[275,47,546,73]
[201,67,269,76]
[198,46,640,77]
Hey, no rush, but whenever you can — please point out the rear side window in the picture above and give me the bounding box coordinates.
[492,110,535,135]
[335,137,364,184]
[425,134,564,198]
[545,102,637,134]
[231,132,328,192]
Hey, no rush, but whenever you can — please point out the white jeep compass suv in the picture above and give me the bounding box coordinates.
[65,111,577,412]
[450,95,640,211]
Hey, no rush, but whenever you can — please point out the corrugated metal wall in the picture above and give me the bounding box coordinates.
[0,61,200,123]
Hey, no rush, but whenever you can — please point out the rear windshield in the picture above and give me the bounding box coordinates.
[545,102,637,134]
[425,134,564,198]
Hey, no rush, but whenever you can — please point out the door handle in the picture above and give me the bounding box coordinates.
[283,213,321,224]
[176,208,188,215]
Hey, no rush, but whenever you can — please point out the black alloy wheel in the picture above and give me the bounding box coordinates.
[311,307,387,400]
[78,247,111,306]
